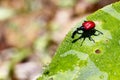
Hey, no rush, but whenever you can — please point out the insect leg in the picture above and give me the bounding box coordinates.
[72,36,82,43]
[71,27,82,38]
[71,30,77,38]
[95,29,103,35]
[80,37,85,46]
[89,37,95,43]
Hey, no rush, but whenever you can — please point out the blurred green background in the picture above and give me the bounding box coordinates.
[0,0,119,80]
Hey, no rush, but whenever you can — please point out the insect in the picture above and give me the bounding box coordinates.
[71,21,103,45]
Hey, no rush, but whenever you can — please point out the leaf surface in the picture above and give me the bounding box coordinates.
[38,1,120,80]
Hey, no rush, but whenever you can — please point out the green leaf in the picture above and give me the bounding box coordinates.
[38,1,120,80]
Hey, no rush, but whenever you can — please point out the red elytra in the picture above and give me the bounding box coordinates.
[82,21,95,30]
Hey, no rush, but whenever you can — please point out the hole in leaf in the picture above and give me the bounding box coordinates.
[95,49,101,54]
